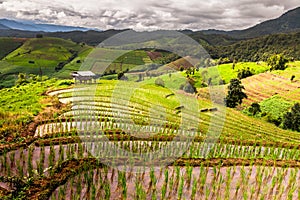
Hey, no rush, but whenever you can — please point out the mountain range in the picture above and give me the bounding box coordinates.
[207,6,300,38]
[0,19,97,32]
[0,6,299,46]
[1,7,300,37]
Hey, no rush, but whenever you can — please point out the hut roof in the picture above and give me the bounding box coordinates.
[72,71,96,77]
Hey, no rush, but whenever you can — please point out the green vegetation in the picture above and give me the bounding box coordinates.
[272,61,300,81]
[188,62,269,86]
[244,96,294,127]
[283,103,300,131]
[237,67,254,79]
[155,77,165,87]
[0,38,24,60]
[267,54,288,71]
[53,47,93,79]
[0,75,71,142]
[142,72,187,90]
[142,61,269,91]
[2,31,300,199]
[248,103,261,116]
[1,75,300,199]
[209,32,300,61]
[0,37,89,87]
[260,96,293,119]
[225,78,247,108]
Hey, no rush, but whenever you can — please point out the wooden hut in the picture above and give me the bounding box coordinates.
[71,71,97,84]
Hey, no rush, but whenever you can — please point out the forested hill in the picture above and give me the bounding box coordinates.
[228,6,300,39]
[206,31,300,61]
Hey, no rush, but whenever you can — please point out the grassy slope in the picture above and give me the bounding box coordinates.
[104,49,153,73]
[189,61,300,139]
[198,61,300,105]
[53,47,93,79]
[0,79,71,124]
[72,48,154,76]
[260,96,294,119]
[272,61,300,80]
[0,38,89,85]
[141,61,270,90]
[0,38,25,60]
[241,62,300,106]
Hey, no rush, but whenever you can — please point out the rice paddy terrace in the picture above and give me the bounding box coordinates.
[1,77,300,200]
[198,62,300,109]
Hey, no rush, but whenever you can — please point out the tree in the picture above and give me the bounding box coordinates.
[267,54,288,71]
[232,59,237,69]
[225,78,247,108]
[117,72,128,80]
[283,103,300,131]
[36,34,43,38]
[249,103,261,116]
[237,67,254,79]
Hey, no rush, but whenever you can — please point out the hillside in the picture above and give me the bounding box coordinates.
[228,7,300,39]
[0,23,9,30]
[208,31,300,61]
[0,37,91,87]
[0,37,25,59]
[0,29,126,46]
[201,7,300,39]
[188,31,240,46]
[2,77,300,199]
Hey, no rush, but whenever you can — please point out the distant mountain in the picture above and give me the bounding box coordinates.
[231,7,300,38]
[0,19,98,32]
[0,29,125,46]
[0,6,299,46]
[212,6,300,39]
[0,23,9,30]
[201,29,228,35]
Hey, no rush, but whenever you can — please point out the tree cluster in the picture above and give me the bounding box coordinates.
[283,103,300,131]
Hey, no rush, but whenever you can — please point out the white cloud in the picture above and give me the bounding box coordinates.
[0,0,299,30]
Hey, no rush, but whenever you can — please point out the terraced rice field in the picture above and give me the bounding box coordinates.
[241,72,300,107]
[1,79,300,199]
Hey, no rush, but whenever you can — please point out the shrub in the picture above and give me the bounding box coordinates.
[291,75,296,82]
[265,113,282,126]
[237,67,254,79]
[58,80,73,86]
[248,103,261,116]
[117,72,128,81]
[267,54,288,71]
[155,78,165,87]
[283,103,300,131]
[16,73,29,86]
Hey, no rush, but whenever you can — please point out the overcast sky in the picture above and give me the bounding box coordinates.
[0,0,299,31]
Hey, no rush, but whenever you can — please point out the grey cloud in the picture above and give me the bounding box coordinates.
[0,0,299,30]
